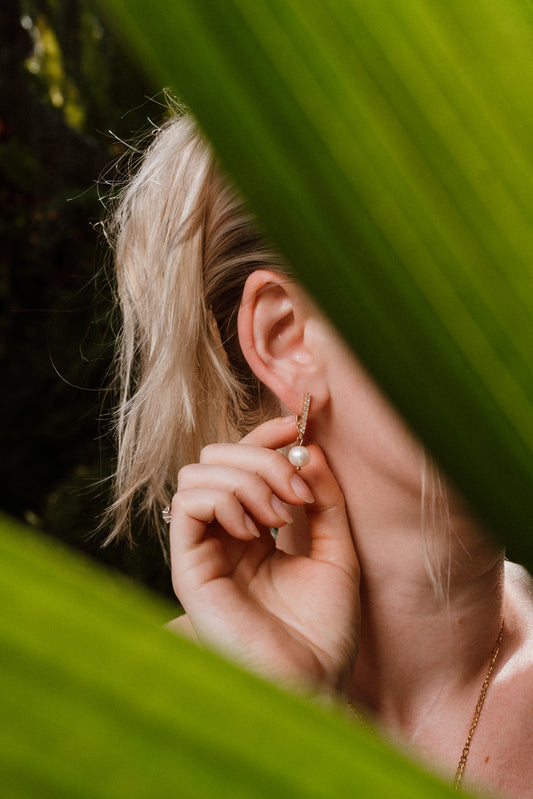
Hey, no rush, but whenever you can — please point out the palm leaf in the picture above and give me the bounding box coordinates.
[5,2,532,796]
[103,0,533,566]
[0,515,454,797]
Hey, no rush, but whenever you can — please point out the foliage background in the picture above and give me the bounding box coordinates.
[0,0,174,597]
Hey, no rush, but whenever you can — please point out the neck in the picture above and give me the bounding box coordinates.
[352,536,504,735]
[322,425,504,738]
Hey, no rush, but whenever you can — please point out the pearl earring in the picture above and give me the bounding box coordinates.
[288,392,311,470]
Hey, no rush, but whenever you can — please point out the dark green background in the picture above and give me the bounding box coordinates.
[0,0,174,597]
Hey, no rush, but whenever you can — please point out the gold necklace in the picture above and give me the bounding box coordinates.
[453,619,504,791]
[348,619,504,792]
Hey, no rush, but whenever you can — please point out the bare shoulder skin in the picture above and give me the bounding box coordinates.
[464,562,533,798]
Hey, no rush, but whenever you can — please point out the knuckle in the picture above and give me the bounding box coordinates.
[199,443,219,462]
[176,462,199,489]
[170,491,182,513]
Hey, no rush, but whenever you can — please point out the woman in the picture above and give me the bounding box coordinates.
[108,111,533,797]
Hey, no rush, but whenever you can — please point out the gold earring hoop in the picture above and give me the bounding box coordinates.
[288,393,311,470]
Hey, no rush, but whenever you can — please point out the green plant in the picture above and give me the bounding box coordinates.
[1,513,454,797]
[104,0,533,566]
[3,1,533,796]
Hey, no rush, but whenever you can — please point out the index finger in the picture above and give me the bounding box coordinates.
[239,415,298,450]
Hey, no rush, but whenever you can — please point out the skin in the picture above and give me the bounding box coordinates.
[168,271,533,798]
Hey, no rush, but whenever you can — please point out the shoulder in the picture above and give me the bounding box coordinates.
[501,560,533,702]
[504,560,533,654]
[481,561,533,797]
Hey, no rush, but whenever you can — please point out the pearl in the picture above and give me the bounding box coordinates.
[288,445,311,468]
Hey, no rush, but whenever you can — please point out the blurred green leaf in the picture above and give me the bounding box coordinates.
[5,2,533,797]
[102,0,533,568]
[0,515,455,798]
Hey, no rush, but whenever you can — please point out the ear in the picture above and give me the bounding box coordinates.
[237,270,329,414]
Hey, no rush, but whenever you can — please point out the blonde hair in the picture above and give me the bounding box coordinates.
[106,111,288,548]
[420,452,455,607]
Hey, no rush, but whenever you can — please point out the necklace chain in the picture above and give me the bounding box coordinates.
[453,619,504,791]
[348,619,504,792]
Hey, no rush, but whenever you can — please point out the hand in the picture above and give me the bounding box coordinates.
[169,416,360,697]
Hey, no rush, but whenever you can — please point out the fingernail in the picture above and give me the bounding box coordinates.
[270,495,293,524]
[290,474,314,504]
[244,514,261,538]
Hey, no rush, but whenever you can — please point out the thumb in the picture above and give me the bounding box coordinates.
[298,444,359,573]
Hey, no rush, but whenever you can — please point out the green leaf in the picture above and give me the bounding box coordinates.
[101,0,533,567]
[6,3,528,796]
[0,515,455,798]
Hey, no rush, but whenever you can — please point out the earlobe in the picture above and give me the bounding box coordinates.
[237,270,329,413]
